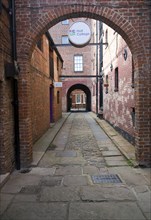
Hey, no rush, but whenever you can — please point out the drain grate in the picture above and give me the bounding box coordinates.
[91,174,122,183]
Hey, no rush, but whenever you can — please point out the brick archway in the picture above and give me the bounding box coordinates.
[16,1,151,167]
[67,84,91,112]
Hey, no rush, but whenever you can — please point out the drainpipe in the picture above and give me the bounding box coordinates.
[9,0,20,170]
[96,21,99,116]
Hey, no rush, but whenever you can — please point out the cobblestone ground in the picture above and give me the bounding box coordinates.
[0,113,150,220]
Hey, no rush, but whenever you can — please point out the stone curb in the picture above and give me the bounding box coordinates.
[0,173,10,189]
[89,112,138,167]
[32,113,71,166]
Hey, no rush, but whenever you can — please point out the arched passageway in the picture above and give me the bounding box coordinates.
[67,84,91,112]
[15,1,151,167]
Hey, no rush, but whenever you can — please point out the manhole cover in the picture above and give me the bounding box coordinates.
[91,174,122,183]
[20,185,40,194]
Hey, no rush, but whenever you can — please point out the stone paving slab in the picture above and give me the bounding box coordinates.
[55,166,82,175]
[55,150,77,157]
[105,160,128,166]
[13,194,38,202]
[1,184,22,194]
[132,185,151,213]
[1,202,67,220]
[39,151,86,167]
[0,194,14,215]
[102,150,121,156]
[28,167,56,176]
[39,186,80,202]
[1,174,42,193]
[68,202,146,220]
[104,156,126,161]
[4,174,41,186]
[39,176,63,186]
[63,175,89,186]
[82,166,100,175]
[80,185,136,201]
[108,167,150,186]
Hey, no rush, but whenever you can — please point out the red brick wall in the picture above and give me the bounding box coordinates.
[50,18,97,112]
[30,35,62,143]
[53,48,63,121]
[0,0,16,174]
[103,24,135,143]
[8,0,151,167]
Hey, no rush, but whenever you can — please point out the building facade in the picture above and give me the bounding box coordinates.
[0,6,63,174]
[102,24,135,143]
[50,18,99,113]
[30,33,63,144]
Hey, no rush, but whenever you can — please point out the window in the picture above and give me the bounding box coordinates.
[105,29,108,48]
[57,57,59,71]
[76,94,81,104]
[74,55,83,72]
[82,94,86,104]
[49,49,54,79]
[61,35,69,44]
[75,93,86,104]
[132,57,134,88]
[114,67,119,92]
[62,20,69,25]
[105,75,109,94]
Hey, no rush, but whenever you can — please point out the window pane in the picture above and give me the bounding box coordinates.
[74,55,83,72]
[61,36,69,44]
[76,94,81,104]
[62,20,69,25]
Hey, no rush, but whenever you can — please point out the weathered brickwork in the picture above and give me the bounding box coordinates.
[31,34,63,143]
[103,24,135,143]
[0,0,150,172]
[31,35,50,143]
[0,0,16,174]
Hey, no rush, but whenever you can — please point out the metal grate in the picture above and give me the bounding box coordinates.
[91,174,122,183]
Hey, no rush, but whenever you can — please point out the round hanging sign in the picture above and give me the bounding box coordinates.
[68,21,91,47]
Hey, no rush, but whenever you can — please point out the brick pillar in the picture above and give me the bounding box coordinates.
[134,62,151,167]
[18,60,33,168]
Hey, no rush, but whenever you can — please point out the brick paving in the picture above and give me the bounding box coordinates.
[0,113,150,220]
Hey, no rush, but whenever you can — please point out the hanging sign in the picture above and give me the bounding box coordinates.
[54,82,62,87]
[68,21,91,47]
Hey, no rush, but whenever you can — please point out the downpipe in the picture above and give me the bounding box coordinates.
[9,0,20,170]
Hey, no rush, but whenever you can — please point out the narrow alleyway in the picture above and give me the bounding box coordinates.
[0,113,150,220]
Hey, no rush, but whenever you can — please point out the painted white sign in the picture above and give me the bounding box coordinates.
[54,82,62,87]
[68,21,91,47]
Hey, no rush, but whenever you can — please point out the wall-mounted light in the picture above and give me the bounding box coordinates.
[123,48,128,61]
[110,63,113,71]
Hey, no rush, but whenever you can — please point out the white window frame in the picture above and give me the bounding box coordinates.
[76,94,81,104]
[74,55,83,72]
[83,94,86,104]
